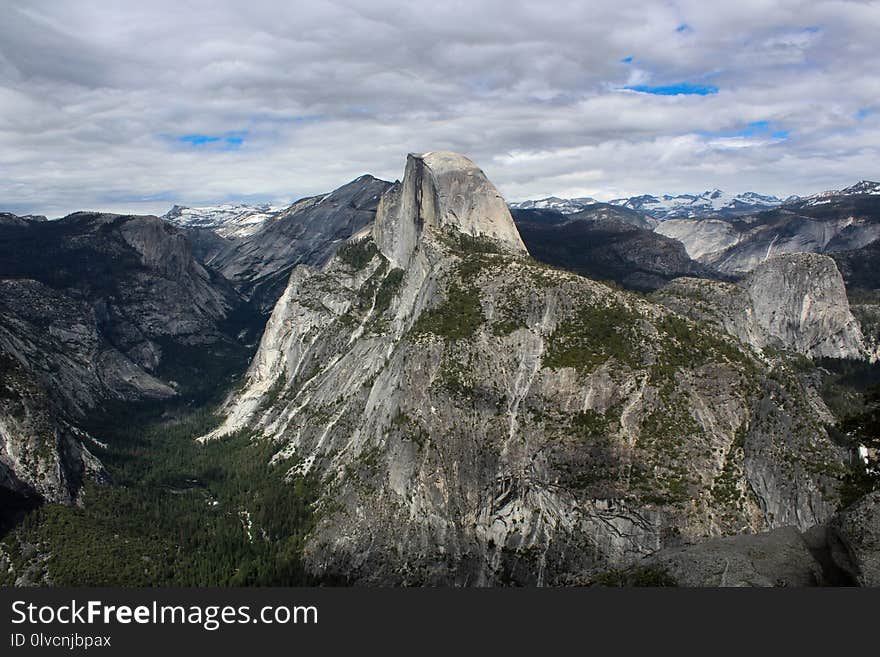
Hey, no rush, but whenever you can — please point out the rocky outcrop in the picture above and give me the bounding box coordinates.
[655,218,742,261]
[0,213,47,227]
[567,204,658,230]
[655,195,880,275]
[0,352,105,506]
[0,212,259,503]
[745,254,866,359]
[618,492,880,587]
[209,152,847,585]
[828,492,880,586]
[653,253,866,360]
[514,208,721,292]
[374,152,526,268]
[642,526,825,586]
[204,175,392,313]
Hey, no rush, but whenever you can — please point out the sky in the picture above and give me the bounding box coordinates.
[1,0,879,217]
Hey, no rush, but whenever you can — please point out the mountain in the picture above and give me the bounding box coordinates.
[0,213,47,226]
[652,253,866,360]
[803,180,880,206]
[0,212,260,511]
[512,206,718,292]
[566,203,658,230]
[610,190,788,220]
[508,196,598,214]
[511,190,789,221]
[205,152,848,585]
[831,239,880,360]
[164,203,281,239]
[656,194,880,275]
[175,175,392,314]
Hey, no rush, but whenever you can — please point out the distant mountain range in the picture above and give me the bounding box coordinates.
[2,156,879,587]
[507,196,599,214]
[512,190,791,220]
[169,181,880,237]
[801,180,880,207]
[509,180,880,221]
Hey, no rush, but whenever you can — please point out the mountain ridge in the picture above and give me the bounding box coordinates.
[204,152,851,585]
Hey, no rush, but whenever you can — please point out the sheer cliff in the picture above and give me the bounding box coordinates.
[512,207,721,292]
[652,253,866,360]
[208,153,848,584]
[655,195,880,276]
[0,212,259,506]
[190,176,392,313]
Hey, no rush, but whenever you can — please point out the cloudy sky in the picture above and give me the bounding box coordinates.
[1,0,878,217]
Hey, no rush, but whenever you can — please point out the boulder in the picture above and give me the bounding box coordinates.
[829,492,880,586]
[643,526,825,587]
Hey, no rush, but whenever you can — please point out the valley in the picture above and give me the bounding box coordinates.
[2,159,879,587]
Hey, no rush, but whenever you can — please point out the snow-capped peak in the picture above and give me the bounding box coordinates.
[508,196,598,214]
[608,189,786,220]
[164,203,282,239]
[802,180,880,206]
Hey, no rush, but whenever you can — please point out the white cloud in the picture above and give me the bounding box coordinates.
[0,0,878,216]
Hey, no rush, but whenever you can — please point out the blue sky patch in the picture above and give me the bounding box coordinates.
[625,82,718,96]
[620,56,633,63]
[176,131,247,149]
[178,134,221,145]
[856,107,873,120]
[700,120,790,141]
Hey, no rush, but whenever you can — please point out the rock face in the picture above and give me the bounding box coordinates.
[196,175,392,313]
[831,240,880,360]
[0,350,106,508]
[655,218,742,261]
[828,492,880,586]
[655,195,880,275]
[0,212,258,504]
[210,152,847,585]
[513,207,719,292]
[745,254,866,359]
[374,152,526,268]
[643,526,825,586]
[653,253,866,360]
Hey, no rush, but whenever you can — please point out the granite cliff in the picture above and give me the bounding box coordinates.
[208,152,849,584]
[653,253,866,360]
[0,212,259,508]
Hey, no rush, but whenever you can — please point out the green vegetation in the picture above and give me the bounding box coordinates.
[655,315,753,372]
[710,443,746,509]
[543,300,641,373]
[838,386,880,507]
[591,565,677,587]
[817,358,880,419]
[438,229,507,255]
[491,285,527,336]
[258,373,288,413]
[413,281,485,340]
[436,352,476,397]
[491,319,522,336]
[337,238,378,270]
[569,409,610,439]
[810,358,880,505]
[374,268,404,316]
[633,396,705,506]
[0,402,321,586]
[153,336,254,404]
